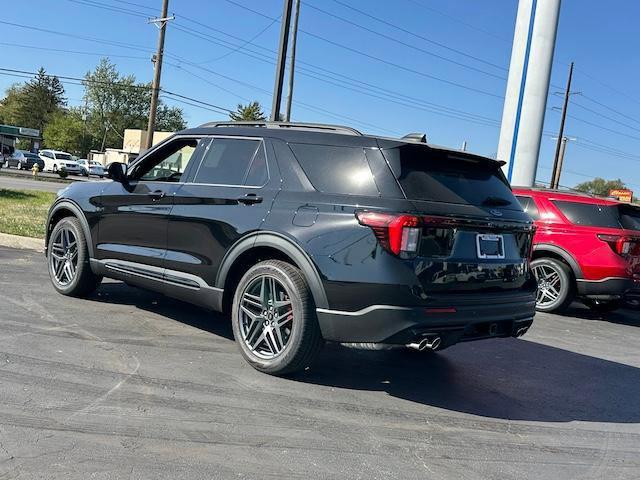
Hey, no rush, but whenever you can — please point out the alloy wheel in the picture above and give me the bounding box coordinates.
[532,263,562,308]
[238,275,294,360]
[50,227,79,286]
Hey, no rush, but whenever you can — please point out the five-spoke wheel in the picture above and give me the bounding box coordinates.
[49,227,79,286]
[531,258,574,313]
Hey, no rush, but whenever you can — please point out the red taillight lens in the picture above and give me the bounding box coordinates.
[356,211,421,255]
[597,234,639,256]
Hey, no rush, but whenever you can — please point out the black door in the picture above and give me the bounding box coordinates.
[164,136,278,288]
[95,136,207,270]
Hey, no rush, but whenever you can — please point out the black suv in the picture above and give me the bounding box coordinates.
[46,122,537,375]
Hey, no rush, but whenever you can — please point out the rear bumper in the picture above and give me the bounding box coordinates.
[316,292,536,344]
[576,277,639,299]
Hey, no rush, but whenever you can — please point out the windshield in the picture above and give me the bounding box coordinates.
[56,153,73,161]
[382,144,518,208]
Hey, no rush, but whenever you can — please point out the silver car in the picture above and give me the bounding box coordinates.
[77,159,105,178]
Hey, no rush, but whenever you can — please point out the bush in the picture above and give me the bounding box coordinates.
[57,166,68,178]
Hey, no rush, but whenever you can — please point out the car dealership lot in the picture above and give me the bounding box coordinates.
[0,246,639,479]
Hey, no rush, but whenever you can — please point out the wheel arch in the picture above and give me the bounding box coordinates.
[532,243,582,280]
[46,200,94,258]
[217,232,329,312]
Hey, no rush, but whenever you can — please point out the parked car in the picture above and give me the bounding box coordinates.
[4,150,45,171]
[39,149,82,175]
[45,122,537,375]
[77,159,105,178]
[513,188,640,313]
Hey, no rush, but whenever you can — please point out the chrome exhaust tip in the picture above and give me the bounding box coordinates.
[407,336,441,351]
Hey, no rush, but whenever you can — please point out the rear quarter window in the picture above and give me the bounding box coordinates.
[289,143,379,196]
[552,200,621,228]
[618,205,640,230]
[515,195,541,220]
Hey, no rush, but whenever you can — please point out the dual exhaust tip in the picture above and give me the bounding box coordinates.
[407,336,441,352]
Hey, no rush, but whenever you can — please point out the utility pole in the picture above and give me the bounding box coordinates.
[284,0,301,122]
[271,0,294,122]
[550,62,574,189]
[550,136,575,188]
[145,0,174,150]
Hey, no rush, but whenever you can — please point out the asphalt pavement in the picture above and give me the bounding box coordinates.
[1,246,639,479]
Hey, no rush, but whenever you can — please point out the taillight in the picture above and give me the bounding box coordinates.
[356,211,421,255]
[597,234,639,256]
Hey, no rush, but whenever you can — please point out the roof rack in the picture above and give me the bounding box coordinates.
[198,121,363,136]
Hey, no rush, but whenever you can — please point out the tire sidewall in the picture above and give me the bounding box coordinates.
[532,258,573,312]
[47,218,88,295]
[231,262,310,374]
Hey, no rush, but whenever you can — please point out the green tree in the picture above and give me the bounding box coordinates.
[229,101,266,121]
[574,178,626,197]
[83,58,185,151]
[43,109,91,156]
[0,68,65,133]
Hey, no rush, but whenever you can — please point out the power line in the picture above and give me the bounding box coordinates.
[303,1,507,80]
[0,41,148,60]
[579,93,640,127]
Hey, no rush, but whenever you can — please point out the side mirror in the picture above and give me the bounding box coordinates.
[107,162,128,183]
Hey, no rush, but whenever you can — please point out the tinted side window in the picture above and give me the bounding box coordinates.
[515,195,540,220]
[193,138,262,186]
[552,201,621,228]
[617,205,640,230]
[289,143,379,196]
[134,138,201,182]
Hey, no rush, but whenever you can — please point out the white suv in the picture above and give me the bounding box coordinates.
[39,150,81,174]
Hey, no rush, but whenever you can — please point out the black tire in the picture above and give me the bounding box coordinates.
[583,298,622,313]
[231,260,323,376]
[531,257,574,313]
[47,216,102,297]
[53,164,58,173]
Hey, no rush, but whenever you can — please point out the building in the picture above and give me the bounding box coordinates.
[89,129,174,166]
[0,124,41,157]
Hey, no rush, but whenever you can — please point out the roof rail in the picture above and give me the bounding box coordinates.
[198,121,363,136]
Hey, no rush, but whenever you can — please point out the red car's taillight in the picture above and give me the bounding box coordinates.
[597,234,640,256]
[356,211,421,255]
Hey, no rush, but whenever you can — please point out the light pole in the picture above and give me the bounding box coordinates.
[271,0,294,122]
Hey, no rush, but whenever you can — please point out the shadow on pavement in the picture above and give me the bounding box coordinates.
[87,280,640,424]
[562,302,640,327]
[88,281,234,340]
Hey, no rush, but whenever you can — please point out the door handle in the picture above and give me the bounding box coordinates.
[237,193,263,205]
[149,190,165,201]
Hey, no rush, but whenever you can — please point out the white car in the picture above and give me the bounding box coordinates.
[77,159,105,177]
[39,149,82,175]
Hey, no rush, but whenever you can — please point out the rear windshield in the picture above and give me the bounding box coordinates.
[618,205,640,230]
[552,200,622,228]
[382,144,517,208]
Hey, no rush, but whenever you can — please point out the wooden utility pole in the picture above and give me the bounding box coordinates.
[550,62,574,189]
[271,0,294,122]
[284,0,301,122]
[145,0,173,150]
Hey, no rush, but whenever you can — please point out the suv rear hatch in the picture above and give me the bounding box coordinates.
[376,142,535,294]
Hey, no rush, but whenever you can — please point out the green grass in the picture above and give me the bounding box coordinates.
[0,189,57,238]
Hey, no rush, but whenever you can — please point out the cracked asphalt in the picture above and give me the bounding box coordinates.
[1,245,639,479]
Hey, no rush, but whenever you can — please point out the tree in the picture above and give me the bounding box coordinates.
[0,68,66,133]
[574,178,626,197]
[43,109,90,156]
[83,58,186,151]
[229,101,266,121]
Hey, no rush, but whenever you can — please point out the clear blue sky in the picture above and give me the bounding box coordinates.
[1,0,640,190]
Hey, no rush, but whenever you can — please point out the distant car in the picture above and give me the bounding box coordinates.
[39,149,82,175]
[77,159,105,178]
[5,150,45,171]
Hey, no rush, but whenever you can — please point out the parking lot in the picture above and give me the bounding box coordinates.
[1,245,639,479]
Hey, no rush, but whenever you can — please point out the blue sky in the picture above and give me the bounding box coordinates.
[1,0,640,190]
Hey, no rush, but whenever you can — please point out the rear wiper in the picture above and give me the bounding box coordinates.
[482,195,512,207]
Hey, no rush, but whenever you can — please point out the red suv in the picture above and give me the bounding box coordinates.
[513,188,640,313]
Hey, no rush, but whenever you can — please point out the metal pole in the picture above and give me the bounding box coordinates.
[550,62,574,189]
[271,0,294,122]
[497,0,562,186]
[284,0,301,122]
[145,0,171,150]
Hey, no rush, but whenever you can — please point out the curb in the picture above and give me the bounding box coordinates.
[0,232,45,252]
[0,170,83,185]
